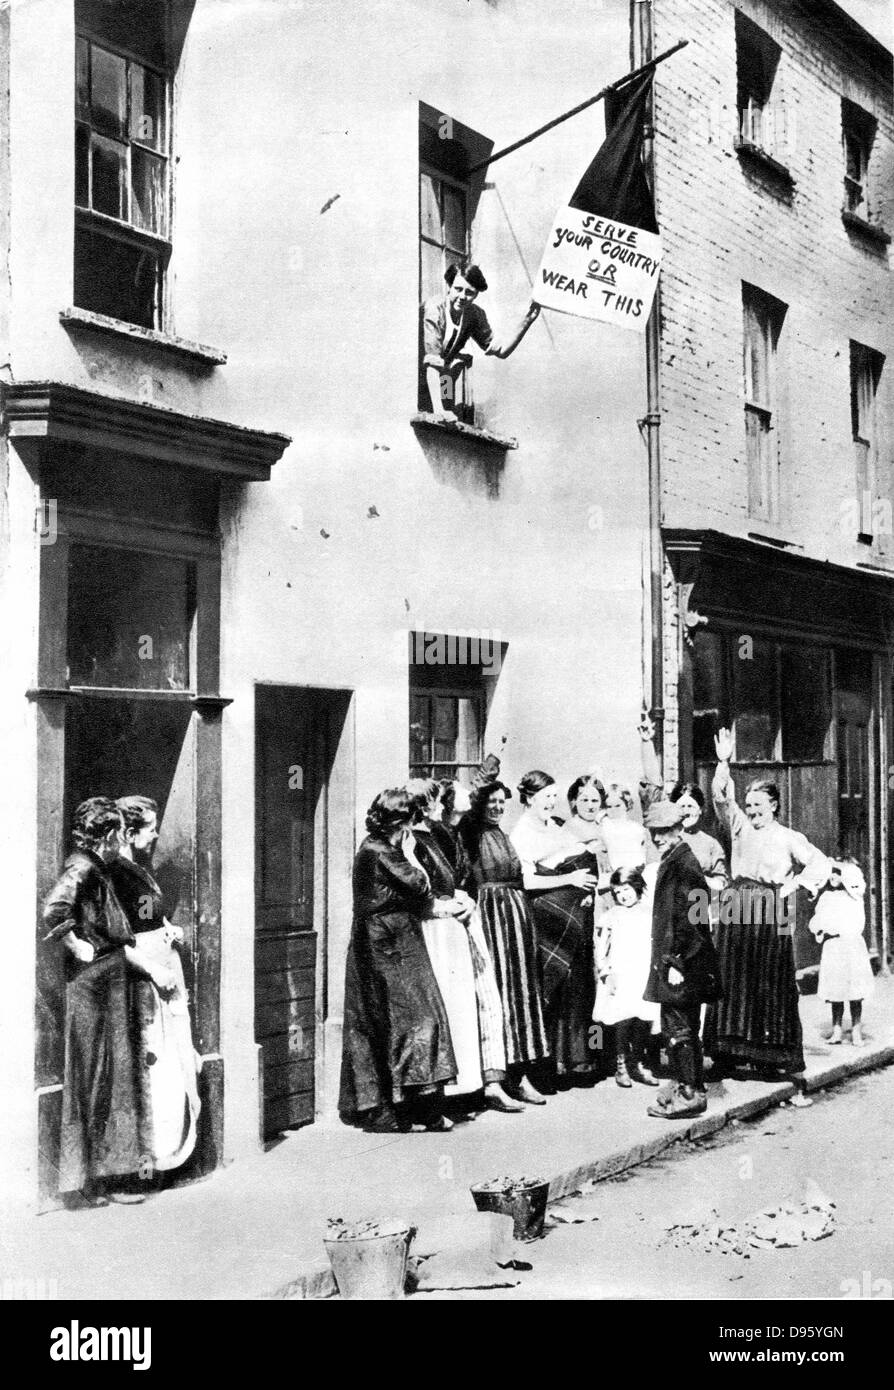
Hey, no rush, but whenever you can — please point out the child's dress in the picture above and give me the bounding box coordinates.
[599,817,649,871]
[810,872,874,1003]
[593,901,661,1028]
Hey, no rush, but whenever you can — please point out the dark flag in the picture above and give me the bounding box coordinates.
[533,70,662,330]
[570,71,658,234]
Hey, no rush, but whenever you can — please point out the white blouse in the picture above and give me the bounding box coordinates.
[712,761,831,891]
[509,813,580,884]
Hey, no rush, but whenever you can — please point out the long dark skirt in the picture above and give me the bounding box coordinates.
[58,951,146,1194]
[339,912,457,1119]
[705,878,804,1073]
[529,887,596,1075]
[477,884,549,1068]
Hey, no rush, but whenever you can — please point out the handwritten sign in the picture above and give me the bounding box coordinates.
[533,206,661,330]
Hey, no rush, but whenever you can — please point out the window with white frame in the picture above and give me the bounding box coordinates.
[735,11,782,157]
[850,340,885,541]
[743,284,786,523]
[842,99,877,222]
[74,4,172,329]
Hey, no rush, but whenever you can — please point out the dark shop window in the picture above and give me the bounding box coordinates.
[68,544,195,691]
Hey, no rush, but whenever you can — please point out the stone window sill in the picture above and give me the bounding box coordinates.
[60,307,227,366]
[411,412,518,451]
[841,210,891,247]
[746,531,801,551]
[733,139,795,188]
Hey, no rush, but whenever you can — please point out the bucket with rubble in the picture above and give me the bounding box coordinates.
[324,1218,416,1300]
[470,1175,550,1242]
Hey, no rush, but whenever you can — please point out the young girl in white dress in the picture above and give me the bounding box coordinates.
[809,858,874,1047]
[598,783,650,873]
[593,867,661,1087]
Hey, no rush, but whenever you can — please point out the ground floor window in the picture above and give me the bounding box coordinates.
[691,631,832,766]
[408,630,498,782]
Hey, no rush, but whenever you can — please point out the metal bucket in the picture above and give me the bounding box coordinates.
[324,1220,415,1300]
[470,1179,550,1242]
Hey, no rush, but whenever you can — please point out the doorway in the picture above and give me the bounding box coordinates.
[254,685,351,1139]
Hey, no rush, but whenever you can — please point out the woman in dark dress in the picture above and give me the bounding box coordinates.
[339,788,457,1133]
[110,796,200,1178]
[459,773,550,1105]
[43,798,172,1205]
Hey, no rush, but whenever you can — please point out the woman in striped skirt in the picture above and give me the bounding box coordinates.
[460,776,550,1105]
[708,728,831,1094]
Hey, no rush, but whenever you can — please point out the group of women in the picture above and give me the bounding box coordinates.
[44,795,200,1205]
[339,724,834,1133]
[48,724,836,1197]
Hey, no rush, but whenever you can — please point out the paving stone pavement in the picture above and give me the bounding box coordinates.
[2,979,891,1300]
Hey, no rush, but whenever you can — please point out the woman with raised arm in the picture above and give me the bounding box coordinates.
[708,727,831,1096]
[638,712,728,896]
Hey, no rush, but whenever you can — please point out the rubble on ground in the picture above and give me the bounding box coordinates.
[547,1193,603,1224]
[660,1182,835,1258]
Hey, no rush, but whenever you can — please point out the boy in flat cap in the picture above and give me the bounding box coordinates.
[642,799,722,1118]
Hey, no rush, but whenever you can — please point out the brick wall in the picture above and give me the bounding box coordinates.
[651,0,893,567]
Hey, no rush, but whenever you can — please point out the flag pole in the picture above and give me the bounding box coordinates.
[466,38,687,176]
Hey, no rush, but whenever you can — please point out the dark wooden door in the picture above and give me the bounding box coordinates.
[837,689,871,869]
[255,687,329,1138]
[836,674,879,957]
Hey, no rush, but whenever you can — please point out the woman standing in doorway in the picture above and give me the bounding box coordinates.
[110,796,201,1180]
[44,798,179,1205]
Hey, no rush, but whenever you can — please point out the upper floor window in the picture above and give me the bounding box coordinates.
[735,11,782,157]
[418,106,506,422]
[850,340,885,542]
[743,283,786,524]
[842,99,877,222]
[74,3,172,330]
[419,111,476,421]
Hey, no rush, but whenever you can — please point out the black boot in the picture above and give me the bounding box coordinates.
[670,1040,706,1114]
[648,1039,706,1118]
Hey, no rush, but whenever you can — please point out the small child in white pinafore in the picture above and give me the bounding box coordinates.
[809,858,874,1047]
[594,867,661,1087]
